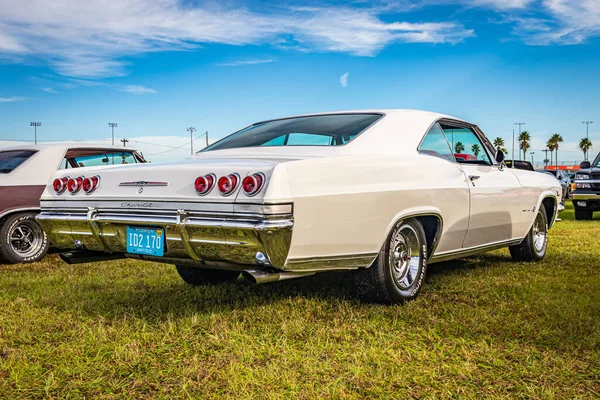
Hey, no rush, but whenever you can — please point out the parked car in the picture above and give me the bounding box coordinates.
[505,160,535,171]
[37,110,561,304]
[572,154,600,220]
[0,144,146,264]
[539,170,570,202]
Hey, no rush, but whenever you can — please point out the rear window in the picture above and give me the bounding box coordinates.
[204,113,382,151]
[0,150,36,173]
[62,151,140,169]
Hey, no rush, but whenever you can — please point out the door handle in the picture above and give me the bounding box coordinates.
[468,175,480,186]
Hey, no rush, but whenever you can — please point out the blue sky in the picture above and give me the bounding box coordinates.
[0,0,599,162]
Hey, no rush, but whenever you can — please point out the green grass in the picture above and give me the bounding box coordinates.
[1,202,599,399]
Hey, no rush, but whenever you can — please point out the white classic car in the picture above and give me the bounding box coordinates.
[0,144,146,264]
[37,110,561,304]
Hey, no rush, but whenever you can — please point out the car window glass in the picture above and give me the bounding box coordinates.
[440,125,492,165]
[60,152,139,169]
[418,123,454,162]
[0,150,36,173]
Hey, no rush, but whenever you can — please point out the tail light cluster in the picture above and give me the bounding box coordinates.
[53,175,100,195]
[194,172,265,196]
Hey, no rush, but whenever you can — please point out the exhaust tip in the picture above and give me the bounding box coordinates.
[241,270,259,284]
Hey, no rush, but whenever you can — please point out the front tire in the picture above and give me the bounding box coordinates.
[574,208,593,221]
[0,212,49,264]
[353,218,428,304]
[509,207,548,262]
[175,265,240,285]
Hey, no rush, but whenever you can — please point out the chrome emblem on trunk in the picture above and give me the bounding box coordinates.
[120,181,168,187]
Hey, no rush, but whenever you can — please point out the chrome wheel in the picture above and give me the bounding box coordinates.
[389,224,422,291]
[532,211,547,253]
[9,220,45,258]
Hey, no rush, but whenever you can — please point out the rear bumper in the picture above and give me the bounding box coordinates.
[571,193,600,201]
[36,206,293,269]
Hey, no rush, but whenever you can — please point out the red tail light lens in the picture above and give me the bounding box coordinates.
[218,174,239,195]
[67,176,84,194]
[83,176,100,194]
[195,174,215,195]
[242,173,265,196]
[53,177,69,194]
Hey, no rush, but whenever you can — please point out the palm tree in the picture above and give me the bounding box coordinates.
[518,131,531,160]
[493,137,507,154]
[454,141,465,153]
[471,144,481,158]
[549,133,563,167]
[579,138,593,161]
[546,138,556,168]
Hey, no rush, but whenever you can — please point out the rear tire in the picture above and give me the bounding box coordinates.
[175,265,240,285]
[353,218,428,304]
[574,208,593,221]
[0,212,49,264]
[509,207,548,262]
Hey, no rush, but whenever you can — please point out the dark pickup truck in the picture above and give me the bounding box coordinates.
[572,153,600,220]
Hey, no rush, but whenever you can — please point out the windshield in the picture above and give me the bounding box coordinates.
[0,150,36,173]
[204,114,382,151]
[62,151,140,169]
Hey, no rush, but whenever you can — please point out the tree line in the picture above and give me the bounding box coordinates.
[492,132,593,167]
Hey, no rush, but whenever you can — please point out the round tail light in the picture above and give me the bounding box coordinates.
[53,177,69,194]
[83,176,100,194]
[242,173,265,196]
[218,173,239,196]
[195,174,215,195]
[67,176,84,194]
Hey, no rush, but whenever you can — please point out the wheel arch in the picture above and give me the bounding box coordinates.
[0,207,40,224]
[382,209,443,261]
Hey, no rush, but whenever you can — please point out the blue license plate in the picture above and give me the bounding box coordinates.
[126,226,165,256]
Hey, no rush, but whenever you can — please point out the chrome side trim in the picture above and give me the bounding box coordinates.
[285,253,378,272]
[0,207,40,220]
[429,238,523,263]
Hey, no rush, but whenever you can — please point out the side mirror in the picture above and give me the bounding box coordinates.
[580,161,591,169]
[495,150,505,163]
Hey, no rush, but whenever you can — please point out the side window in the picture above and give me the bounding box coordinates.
[418,123,454,162]
[440,125,492,165]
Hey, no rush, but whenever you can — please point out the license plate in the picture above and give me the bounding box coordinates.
[126,226,165,256]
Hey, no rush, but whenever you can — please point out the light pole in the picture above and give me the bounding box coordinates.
[30,122,41,144]
[530,151,535,165]
[582,121,593,139]
[109,123,118,146]
[187,127,196,155]
[543,149,550,170]
[513,122,525,167]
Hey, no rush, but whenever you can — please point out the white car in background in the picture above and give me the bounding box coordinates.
[0,144,146,264]
[37,110,561,304]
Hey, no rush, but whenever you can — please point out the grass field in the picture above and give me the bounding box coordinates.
[0,202,599,399]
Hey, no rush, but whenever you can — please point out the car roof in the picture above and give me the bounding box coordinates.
[0,143,137,152]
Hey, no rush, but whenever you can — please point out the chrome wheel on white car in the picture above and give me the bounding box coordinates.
[0,212,49,264]
[353,218,427,304]
[509,207,548,262]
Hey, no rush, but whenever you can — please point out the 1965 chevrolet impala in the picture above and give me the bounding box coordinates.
[37,110,561,304]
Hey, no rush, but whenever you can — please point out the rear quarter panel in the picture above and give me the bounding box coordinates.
[511,169,561,231]
[280,153,471,260]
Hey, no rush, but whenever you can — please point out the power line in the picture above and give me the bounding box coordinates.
[145,134,206,156]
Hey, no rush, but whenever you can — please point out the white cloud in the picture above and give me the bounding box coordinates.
[0,96,25,103]
[119,85,157,94]
[510,0,600,44]
[340,72,349,87]
[41,87,58,93]
[469,0,533,9]
[0,0,474,78]
[218,59,275,67]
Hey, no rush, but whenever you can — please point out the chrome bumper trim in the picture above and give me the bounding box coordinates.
[37,207,294,269]
[286,253,378,271]
[571,193,600,201]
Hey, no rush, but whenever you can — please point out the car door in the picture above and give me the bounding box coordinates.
[440,122,523,249]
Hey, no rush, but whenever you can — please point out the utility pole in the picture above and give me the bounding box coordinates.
[513,122,525,167]
[543,149,550,170]
[205,131,209,148]
[187,127,196,155]
[120,138,129,147]
[530,151,535,165]
[30,122,41,144]
[109,123,118,146]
